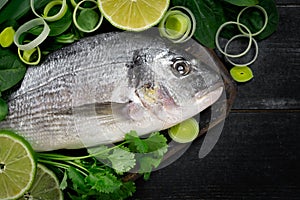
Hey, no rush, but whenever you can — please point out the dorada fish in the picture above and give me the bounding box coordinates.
[0,30,224,151]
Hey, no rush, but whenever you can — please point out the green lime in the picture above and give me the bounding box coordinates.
[98,0,170,31]
[230,65,254,82]
[168,118,199,143]
[0,98,8,121]
[18,164,64,200]
[0,27,15,48]
[0,130,37,200]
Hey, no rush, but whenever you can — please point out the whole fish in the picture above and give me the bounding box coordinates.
[0,30,223,151]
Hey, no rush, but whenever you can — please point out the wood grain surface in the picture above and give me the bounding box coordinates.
[128,2,300,200]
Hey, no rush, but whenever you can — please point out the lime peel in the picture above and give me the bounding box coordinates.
[0,27,15,48]
[168,118,199,143]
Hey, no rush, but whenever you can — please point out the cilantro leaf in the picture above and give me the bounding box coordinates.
[67,166,86,192]
[108,147,136,174]
[125,131,148,153]
[85,171,122,193]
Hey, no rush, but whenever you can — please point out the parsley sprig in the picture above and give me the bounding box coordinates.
[37,131,168,200]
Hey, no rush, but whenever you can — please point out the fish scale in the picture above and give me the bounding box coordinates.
[0,31,224,151]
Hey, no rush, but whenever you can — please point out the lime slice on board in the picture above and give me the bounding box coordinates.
[230,65,254,82]
[18,164,64,200]
[98,0,170,31]
[0,130,37,200]
[168,118,199,143]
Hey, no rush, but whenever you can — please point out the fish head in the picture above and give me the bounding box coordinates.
[127,47,224,129]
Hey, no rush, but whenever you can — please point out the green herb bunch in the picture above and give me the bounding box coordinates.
[37,131,168,200]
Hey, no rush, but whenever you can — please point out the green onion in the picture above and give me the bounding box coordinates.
[0,27,15,48]
[14,18,50,51]
[73,0,103,33]
[159,6,196,43]
[31,0,68,22]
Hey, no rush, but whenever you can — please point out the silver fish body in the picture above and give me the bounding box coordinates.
[0,31,223,151]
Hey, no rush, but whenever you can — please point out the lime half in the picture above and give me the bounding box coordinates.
[0,130,37,200]
[98,0,170,31]
[19,164,64,200]
[168,118,199,143]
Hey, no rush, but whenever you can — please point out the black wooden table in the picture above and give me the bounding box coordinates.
[129,1,300,199]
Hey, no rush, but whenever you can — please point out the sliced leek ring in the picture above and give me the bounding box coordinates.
[14,18,50,51]
[224,34,258,66]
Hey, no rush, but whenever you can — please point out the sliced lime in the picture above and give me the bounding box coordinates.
[168,118,199,143]
[18,164,64,200]
[0,130,37,200]
[230,65,254,82]
[98,0,170,31]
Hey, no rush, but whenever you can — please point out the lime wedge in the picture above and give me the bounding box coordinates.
[230,65,254,82]
[18,164,63,200]
[98,0,170,31]
[0,130,37,200]
[168,118,199,143]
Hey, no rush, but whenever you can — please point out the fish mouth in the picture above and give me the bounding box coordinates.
[194,84,224,112]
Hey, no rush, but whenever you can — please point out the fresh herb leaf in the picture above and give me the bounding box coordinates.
[172,0,226,48]
[0,49,26,92]
[86,170,122,193]
[125,131,149,153]
[222,0,258,6]
[108,147,136,174]
[77,9,100,31]
[59,170,68,190]
[67,166,86,192]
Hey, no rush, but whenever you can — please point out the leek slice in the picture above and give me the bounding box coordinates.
[14,18,50,51]
[215,21,253,58]
[73,0,103,33]
[224,34,258,66]
[31,0,67,22]
[237,5,268,36]
[159,6,196,43]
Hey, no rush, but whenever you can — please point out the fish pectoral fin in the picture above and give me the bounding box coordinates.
[74,102,132,124]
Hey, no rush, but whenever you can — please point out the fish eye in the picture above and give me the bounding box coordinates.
[172,57,191,76]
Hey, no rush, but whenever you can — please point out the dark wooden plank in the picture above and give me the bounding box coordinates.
[277,0,300,5]
[128,112,300,199]
[220,6,300,110]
